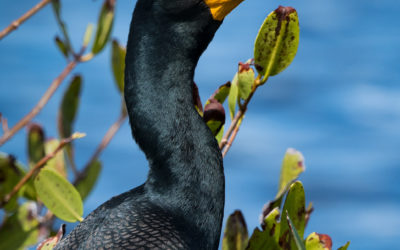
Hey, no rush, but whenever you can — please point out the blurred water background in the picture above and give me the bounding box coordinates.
[1,0,400,249]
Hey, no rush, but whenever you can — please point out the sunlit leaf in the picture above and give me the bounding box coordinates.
[27,123,45,167]
[34,169,83,222]
[286,212,306,250]
[222,210,248,250]
[37,224,65,250]
[44,139,66,177]
[92,0,115,54]
[206,81,231,106]
[237,60,254,100]
[83,23,94,48]
[75,160,102,201]
[277,148,305,198]
[261,207,280,243]
[0,202,39,249]
[280,181,306,249]
[111,39,126,94]
[254,6,299,80]
[305,232,333,250]
[215,125,224,144]
[338,241,350,250]
[228,73,239,119]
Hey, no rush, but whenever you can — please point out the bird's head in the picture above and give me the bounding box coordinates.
[131,0,244,59]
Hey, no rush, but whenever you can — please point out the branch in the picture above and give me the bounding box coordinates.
[0,0,52,40]
[0,61,77,146]
[0,133,85,208]
[74,112,127,184]
[219,76,262,156]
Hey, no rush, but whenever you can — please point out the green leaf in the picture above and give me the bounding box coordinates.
[51,0,72,56]
[92,0,115,54]
[58,75,82,167]
[280,181,306,249]
[83,23,94,48]
[34,169,83,222]
[37,224,65,250]
[305,232,333,250]
[58,75,82,139]
[0,202,39,249]
[286,211,306,250]
[338,241,350,250]
[0,153,30,211]
[222,210,248,250]
[254,6,299,80]
[206,81,231,106]
[44,139,66,177]
[27,123,45,167]
[75,160,102,200]
[204,99,226,136]
[111,39,126,94]
[228,73,239,119]
[277,148,305,198]
[215,124,224,143]
[54,36,69,58]
[262,207,280,244]
[237,61,254,100]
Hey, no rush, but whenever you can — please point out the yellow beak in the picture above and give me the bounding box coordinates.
[204,0,244,21]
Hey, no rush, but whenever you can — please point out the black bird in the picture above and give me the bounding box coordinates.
[55,0,243,249]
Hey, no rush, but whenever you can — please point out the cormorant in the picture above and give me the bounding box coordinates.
[55,0,243,249]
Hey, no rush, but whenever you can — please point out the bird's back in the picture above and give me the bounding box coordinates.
[55,185,196,249]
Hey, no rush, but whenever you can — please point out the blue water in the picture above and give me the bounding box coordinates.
[1,0,400,249]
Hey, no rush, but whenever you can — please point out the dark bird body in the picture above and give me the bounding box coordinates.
[55,0,242,249]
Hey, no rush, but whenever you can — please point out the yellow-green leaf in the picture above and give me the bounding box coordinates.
[238,61,254,100]
[92,0,115,54]
[34,169,83,222]
[37,224,65,250]
[215,124,224,143]
[305,232,333,250]
[44,139,66,177]
[111,39,126,94]
[228,73,239,119]
[27,123,45,167]
[262,207,280,243]
[338,241,350,250]
[0,202,39,249]
[286,212,306,250]
[246,227,279,250]
[83,23,94,47]
[222,210,248,250]
[206,81,231,106]
[75,160,102,200]
[254,6,299,80]
[277,148,305,198]
[280,181,306,249]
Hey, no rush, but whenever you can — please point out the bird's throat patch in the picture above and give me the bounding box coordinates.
[204,0,244,21]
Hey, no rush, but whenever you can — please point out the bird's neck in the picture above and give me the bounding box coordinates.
[124,10,224,245]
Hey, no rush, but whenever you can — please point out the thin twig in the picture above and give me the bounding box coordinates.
[0,0,52,40]
[0,113,9,133]
[75,112,127,184]
[222,119,241,157]
[0,133,85,208]
[0,61,77,146]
